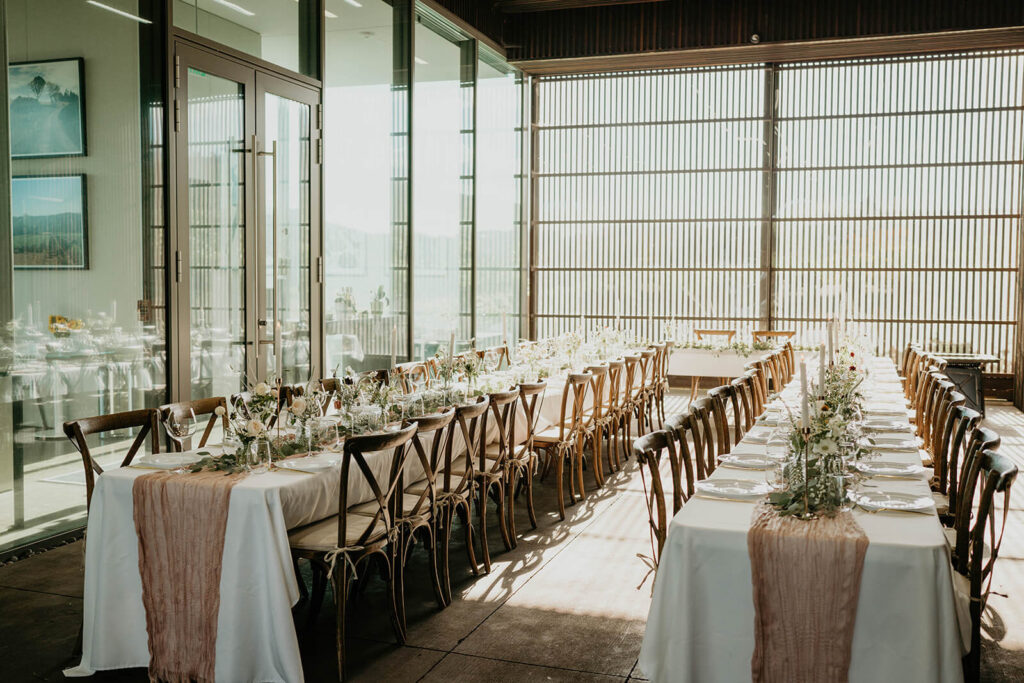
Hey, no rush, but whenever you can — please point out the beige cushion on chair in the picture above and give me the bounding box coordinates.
[407,456,471,495]
[483,443,531,461]
[288,514,387,551]
[349,494,426,518]
[534,426,565,444]
[931,491,949,516]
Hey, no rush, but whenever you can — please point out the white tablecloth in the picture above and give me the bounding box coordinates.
[67,379,574,682]
[668,348,772,378]
[638,358,965,683]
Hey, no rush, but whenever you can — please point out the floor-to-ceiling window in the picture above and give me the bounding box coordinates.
[534,51,1023,370]
[476,51,524,348]
[323,0,408,374]
[0,0,166,554]
[412,15,472,358]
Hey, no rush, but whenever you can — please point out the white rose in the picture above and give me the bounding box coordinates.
[291,397,308,415]
[253,382,270,396]
[214,405,226,417]
[246,419,265,437]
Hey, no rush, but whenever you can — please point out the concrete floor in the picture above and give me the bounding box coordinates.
[3,397,1024,682]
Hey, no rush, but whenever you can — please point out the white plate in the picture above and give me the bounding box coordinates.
[853,460,927,479]
[718,454,775,470]
[135,452,206,470]
[862,420,912,433]
[855,490,935,513]
[695,478,770,501]
[863,406,909,417]
[275,455,340,474]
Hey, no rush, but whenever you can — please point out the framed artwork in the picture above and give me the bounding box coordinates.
[8,58,86,158]
[12,175,89,270]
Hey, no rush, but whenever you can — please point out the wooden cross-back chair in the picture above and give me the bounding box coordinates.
[395,361,431,393]
[64,408,161,511]
[582,364,610,489]
[929,396,973,519]
[386,408,456,612]
[475,387,519,571]
[633,349,657,436]
[688,397,719,479]
[535,372,592,520]
[948,426,1001,545]
[158,397,228,452]
[752,330,796,343]
[230,388,289,427]
[705,385,735,458]
[507,381,546,540]
[289,423,417,676]
[633,429,688,568]
[652,341,673,428]
[622,354,643,449]
[730,375,756,436]
[430,396,488,597]
[662,411,700,498]
[923,380,956,456]
[604,359,628,471]
[952,449,1018,683]
[475,344,510,370]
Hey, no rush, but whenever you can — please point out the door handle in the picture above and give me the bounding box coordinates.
[257,139,281,380]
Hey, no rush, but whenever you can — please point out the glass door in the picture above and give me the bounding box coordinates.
[173,43,321,402]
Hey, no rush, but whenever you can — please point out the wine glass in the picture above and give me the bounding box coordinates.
[484,350,500,373]
[164,408,197,451]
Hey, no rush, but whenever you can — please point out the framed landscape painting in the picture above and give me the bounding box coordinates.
[12,175,89,270]
[8,58,86,158]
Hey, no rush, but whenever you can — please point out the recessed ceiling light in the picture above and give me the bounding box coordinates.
[211,0,255,17]
[343,0,363,7]
[86,0,153,23]
[415,57,428,65]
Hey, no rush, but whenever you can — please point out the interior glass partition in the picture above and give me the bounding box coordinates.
[0,0,167,555]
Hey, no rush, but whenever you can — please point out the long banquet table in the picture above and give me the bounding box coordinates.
[66,366,606,682]
[638,356,966,682]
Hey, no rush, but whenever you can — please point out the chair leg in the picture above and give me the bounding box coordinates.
[423,524,446,610]
[525,459,538,530]
[307,561,328,630]
[506,469,518,548]
[690,376,699,402]
[575,437,587,501]
[332,561,351,682]
[494,480,513,552]
[438,508,453,606]
[477,484,492,573]
[456,499,479,578]
[555,447,566,521]
[294,557,308,601]
[592,427,605,487]
[393,536,408,640]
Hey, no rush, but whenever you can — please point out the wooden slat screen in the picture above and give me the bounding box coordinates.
[533,49,1024,371]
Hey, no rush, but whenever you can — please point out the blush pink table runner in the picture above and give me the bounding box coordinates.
[132,470,243,683]
[747,502,869,683]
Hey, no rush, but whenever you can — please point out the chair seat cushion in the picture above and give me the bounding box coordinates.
[408,457,470,494]
[483,443,531,461]
[350,493,427,518]
[289,514,387,551]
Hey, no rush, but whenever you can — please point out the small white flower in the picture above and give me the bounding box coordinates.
[253,382,270,396]
[214,406,226,417]
[291,397,308,415]
[245,419,265,437]
[812,438,838,456]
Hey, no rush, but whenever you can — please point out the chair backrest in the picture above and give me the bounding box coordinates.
[952,449,1018,681]
[606,359,625,414]
[742,367,766,416]
[319,377,342,414]
[554,373,593,443]
[705,385,734,455]
[158,396,228,451]
[752,330,795,343]
[951,425,1001,539]
[943,405,982,508]
[230,388,287,427]
[482,387,521,475]
[929,391,968,496]
[633,429,684,566]
[636,349,656,397]
[694,329,736,344]
[402,408,456,520]
[688,397,718,478]
[583,364,609,425]
[337,422,418,548]
[730,376,754,438]
[395,361,431,393]
[926,381,959,456]
[64,408,161,510]
[745,360,769,405]
[442,396,490,496]
[476,344,510,370]
[623,354,642,404]
[517,381,547,449]
[662,410,699,499]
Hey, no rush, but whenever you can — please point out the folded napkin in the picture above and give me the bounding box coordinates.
[748,503,869,683]
[133,470,244,683]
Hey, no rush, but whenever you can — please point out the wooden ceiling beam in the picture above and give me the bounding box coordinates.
[496,0,667,14]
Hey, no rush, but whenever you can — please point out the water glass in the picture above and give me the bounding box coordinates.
[249,438,272,473]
